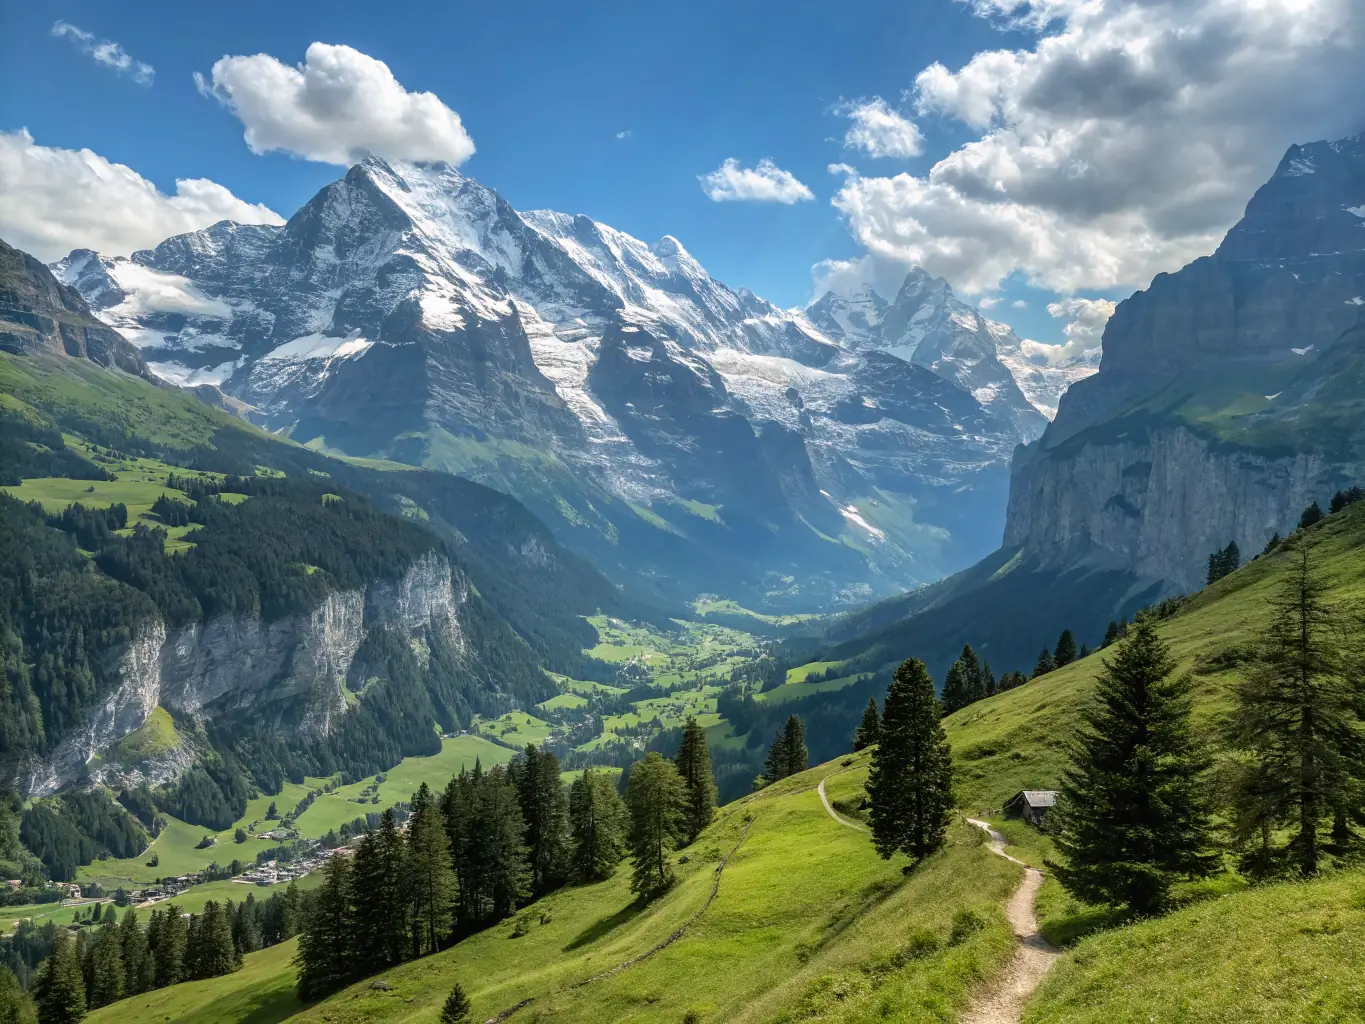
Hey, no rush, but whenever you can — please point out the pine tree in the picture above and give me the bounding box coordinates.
[982,662,997,699]
[779,715,807,777]
[1053,630,1078,667]
[853,697,881,751]
[568,766,627,883]
[86,923,124,1008]
[513,746,569,895]
[1263,532,1282,555]
[406,783,457,956]
[866,659,953,864]
[1227,546,1365,877]
[1050,615,1218,915]
[0,966,37,1024]
[674,717,717,844]
[1299,500,1324,530]
[626,752,686,898]
[475,766,530,922]
[1103,621,1121,648]
[761,721,790,784]
[197,901,238,978]
[294,851,355,1001]
[939,660,973,714]
[34,930,85,1024]
[1033,648,1056,679]
[152,904,186,988]
[117,907,148,997]
[352,811,410,971]
[440,982,473,1024]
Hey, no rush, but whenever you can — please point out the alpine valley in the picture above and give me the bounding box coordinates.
[50,157,1084,612]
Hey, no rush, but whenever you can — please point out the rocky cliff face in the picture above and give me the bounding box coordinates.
[1005,132,1365,594]
[24,552,468,797]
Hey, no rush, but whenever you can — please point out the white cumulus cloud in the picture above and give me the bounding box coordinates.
[196,42,476,166]
[837,97,924,159]
[829,0,1365,294]
[699,158,814,204]
[0,130,284,263]
[1020,297,1117,364]
[51,21,154,85]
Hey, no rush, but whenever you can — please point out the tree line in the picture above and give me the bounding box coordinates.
[295,720,718,1001]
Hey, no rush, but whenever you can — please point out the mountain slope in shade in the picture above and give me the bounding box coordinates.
[52,159,1062,610]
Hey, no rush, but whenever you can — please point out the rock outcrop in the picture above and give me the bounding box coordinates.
[24,552,468,797]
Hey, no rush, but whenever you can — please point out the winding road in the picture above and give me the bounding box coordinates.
[959,819,1060,1024]
[817,772,868,832]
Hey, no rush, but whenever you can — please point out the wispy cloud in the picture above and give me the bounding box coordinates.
[51,21,154,86]
[699,158,813,204]
[835,97,923,159]
[615,130,633,140]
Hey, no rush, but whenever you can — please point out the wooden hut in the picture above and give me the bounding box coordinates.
[1003,790,1057,827]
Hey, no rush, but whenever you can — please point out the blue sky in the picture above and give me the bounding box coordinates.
[3,0,1360,352]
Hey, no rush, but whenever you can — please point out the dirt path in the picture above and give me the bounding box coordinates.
[959,819,1060,1024]
[817,772,868,832]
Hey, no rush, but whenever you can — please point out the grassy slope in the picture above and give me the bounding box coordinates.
[90,753,1022,1024]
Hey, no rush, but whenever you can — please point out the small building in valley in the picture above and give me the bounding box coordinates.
[1004,790,1058,828]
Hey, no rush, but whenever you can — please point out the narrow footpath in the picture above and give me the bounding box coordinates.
[817,772,868,832]
[959,819,1060,1024]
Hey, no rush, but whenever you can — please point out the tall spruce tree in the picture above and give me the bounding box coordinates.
[1227,546,1365,877]
[866,659,954,864]
[513,746,570,895]
[475,766,530,922]
[853,697,881,751]
[34,930,84,1024]
[151,904,186,988]
[1033,648,1056,679]
[86,923,124,1008]
[294,849,356,1000]
[0,966,36,1024]
[1050,615,1218,915]
[406,783,457,956]
[779,715,808,777]
[352,811,410,972]
[940,660,974,714]
[982,662,997,699]
[569,766,627,883]
[626,752,686,898]
[1299,501,1324,530]
[1053,630,1078,668]
[674,717,717,844]
[1103,621,1121,648]
[117,906,148,996]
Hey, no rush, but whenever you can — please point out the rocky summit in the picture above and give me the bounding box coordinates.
[52,159,1068,610]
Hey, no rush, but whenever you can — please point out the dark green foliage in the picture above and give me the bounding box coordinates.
[32,930,83,1024]
[148,904,187,988]
[1226,547,1365,878]
[1053,630,1078,668]
[568,766,626,883]
[1330,486,1365,514]
[1102,621,1122,648]
[1032,648,1056,679]
[184,901,238,981]
[866,659,953,864]
[853,698,881,751]
[761,715,808,784]
[406,784,456,957]
[154,760,251,832]
[294,853,354,1001]
[352,811,410,972]
[673,717,716,844]
[995,670,1028,692]
[1298,501,1324,530]
[1050,616,1218,915]
[626,752,686,898]
[1262,532,1282,555]
[440,982,473,1024]
[1206,541,1241,585]
[117,909,148,997]
[0,965,37,1024]
[512,746,569,895]
[84,924,122,1009]
[0,404,109,487]
[940,644,986,714]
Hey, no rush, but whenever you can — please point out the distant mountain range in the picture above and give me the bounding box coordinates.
[49,158,1091,611]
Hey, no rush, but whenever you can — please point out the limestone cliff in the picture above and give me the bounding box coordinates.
[24,552,470,797]
[1003,133,1365,595]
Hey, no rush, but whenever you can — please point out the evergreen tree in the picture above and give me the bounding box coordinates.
[779,715,808,778]
[513,746,569,895]
[568,766,627,884]
[474,766,530,922]
[151,904,186,988]
[406,783,457,956]
[352,811,410,972]
[1103,621,1121,648]
[1032,648,1056,679]
[230,896,262,956]
[982,662,997,699]
[86,924,123,1008]
[626,752,686,898]
[440,982,473,1024]
[674,717,717,844]
[853,698,881,751]
[294,851,355,1001]
[1299,501,1324,530]
[761,721,790,784]
[939,659,974,714]
[1053,630,1078,668]
[194,901,238,979]
[1050,616,1218,915]
[116,907,148,997]
[0,966,37,1024]
[34,930,85,1024]
[1227,546,1365,877]
[1263,532,1281,555]
[866,659,953,864]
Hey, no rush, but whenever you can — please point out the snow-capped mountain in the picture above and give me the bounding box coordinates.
[53,158,1070,610]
